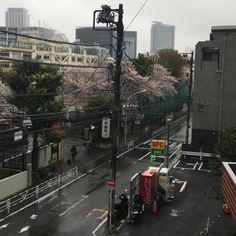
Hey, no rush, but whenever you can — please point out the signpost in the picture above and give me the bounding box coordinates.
[107,178,115,189]
[102,117,111,139]
[150,139,166,162]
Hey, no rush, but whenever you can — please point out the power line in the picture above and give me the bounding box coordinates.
[125,0,149,31]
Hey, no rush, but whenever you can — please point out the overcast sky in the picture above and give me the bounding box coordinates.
[0,0,235,53]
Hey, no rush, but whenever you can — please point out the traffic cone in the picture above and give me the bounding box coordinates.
[152,200,157,214]
[223,203,230,214]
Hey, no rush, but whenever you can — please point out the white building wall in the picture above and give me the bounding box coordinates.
[0,171,27,200]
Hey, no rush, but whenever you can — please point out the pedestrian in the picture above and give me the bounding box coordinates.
[70,145,77,163]
[86,140,90,154]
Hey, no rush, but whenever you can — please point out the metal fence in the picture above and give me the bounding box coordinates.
[0,167,78,215]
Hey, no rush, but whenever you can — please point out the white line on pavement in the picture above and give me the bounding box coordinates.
[173,160,180,169]
[19,226,30,233]
[59,195,88,217]
[0,223,9,230]
[138,152,150,161]
[92,218,107,236]
[180,181,187,192]
[193,162,199,170]
[198,162,203,170]
[30,214,37,220]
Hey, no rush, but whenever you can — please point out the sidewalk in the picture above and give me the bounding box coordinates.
[52,137,111,176]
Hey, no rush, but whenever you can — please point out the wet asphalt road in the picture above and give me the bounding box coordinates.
[0,151,154,236]
[0,124,186,236]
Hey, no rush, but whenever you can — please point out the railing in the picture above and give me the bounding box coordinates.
[0,167,78,215]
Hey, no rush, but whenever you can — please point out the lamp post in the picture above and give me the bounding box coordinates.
[124,89,146,146]
[166,117,171,168]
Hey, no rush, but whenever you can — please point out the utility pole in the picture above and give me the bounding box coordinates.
[93,4,124,232]
[185,51,194,144]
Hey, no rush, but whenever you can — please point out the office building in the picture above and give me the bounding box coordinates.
[187,26,236,152]
[0,27,17,45]
[150,21,175,53]
[112,31,137,59]
[75,27,137,59]
[6,8,29,28]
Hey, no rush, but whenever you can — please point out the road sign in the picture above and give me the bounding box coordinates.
[150,155,165,163]
[107,178,115,189]
[151,140,165,150]
[102,117,111,138]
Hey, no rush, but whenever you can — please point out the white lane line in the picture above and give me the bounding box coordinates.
[180,181,187,192]
[138,152,150,161]
[198,162,203,170]
[173,160,180,169]
[88,163,105,173]
[143,140,150,145]
[0,223,9,230]
[19,226,30,233]
[59,195,88,217]
[30,214,37,220]
[193,162,199,170]
[92,218,107,236]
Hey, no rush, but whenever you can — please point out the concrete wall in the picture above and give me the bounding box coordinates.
[38,143,59,168]
[0,171,27,200]
[192,34,236,151]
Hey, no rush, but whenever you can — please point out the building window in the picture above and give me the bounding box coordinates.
[202,47,220,69]
[23,53,31,60]
[43,55,50,60]
[36,55,42,60]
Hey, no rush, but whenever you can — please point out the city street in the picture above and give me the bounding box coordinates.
[0,122,185,236]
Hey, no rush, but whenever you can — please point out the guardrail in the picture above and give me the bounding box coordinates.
[0,167,78,215]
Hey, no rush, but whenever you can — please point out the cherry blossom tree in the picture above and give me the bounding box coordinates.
[0,79,12,116]
[62,59,182,110]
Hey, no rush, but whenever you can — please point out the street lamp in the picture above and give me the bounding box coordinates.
[124,89,147,146]
[166,117,172,168]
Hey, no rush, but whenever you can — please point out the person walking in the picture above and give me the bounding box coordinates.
[70,145,77,163]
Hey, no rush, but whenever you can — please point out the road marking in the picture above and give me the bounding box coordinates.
[170,209,179,217]
[138,152,150,161]
[30,214,37,220]
[143,140,150,145]
[180,181,187,192]
[86,209,108,219]
[198,162,203,170]
[193,162,199,170]
[92,218,107,236]
[173,160,180,168]
[186,163,195,166]
[19,226,30,233]
[88,163,105,173]
[59,195,88,217]
[0,223,9,230]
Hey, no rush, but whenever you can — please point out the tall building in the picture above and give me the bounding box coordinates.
[75,27,137,59]
[5,8,30,28]
[112,31,137,59]
[150,21,175,54]
[185,26,236,153]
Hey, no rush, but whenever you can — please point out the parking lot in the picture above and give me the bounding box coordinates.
[117,161,236,236]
